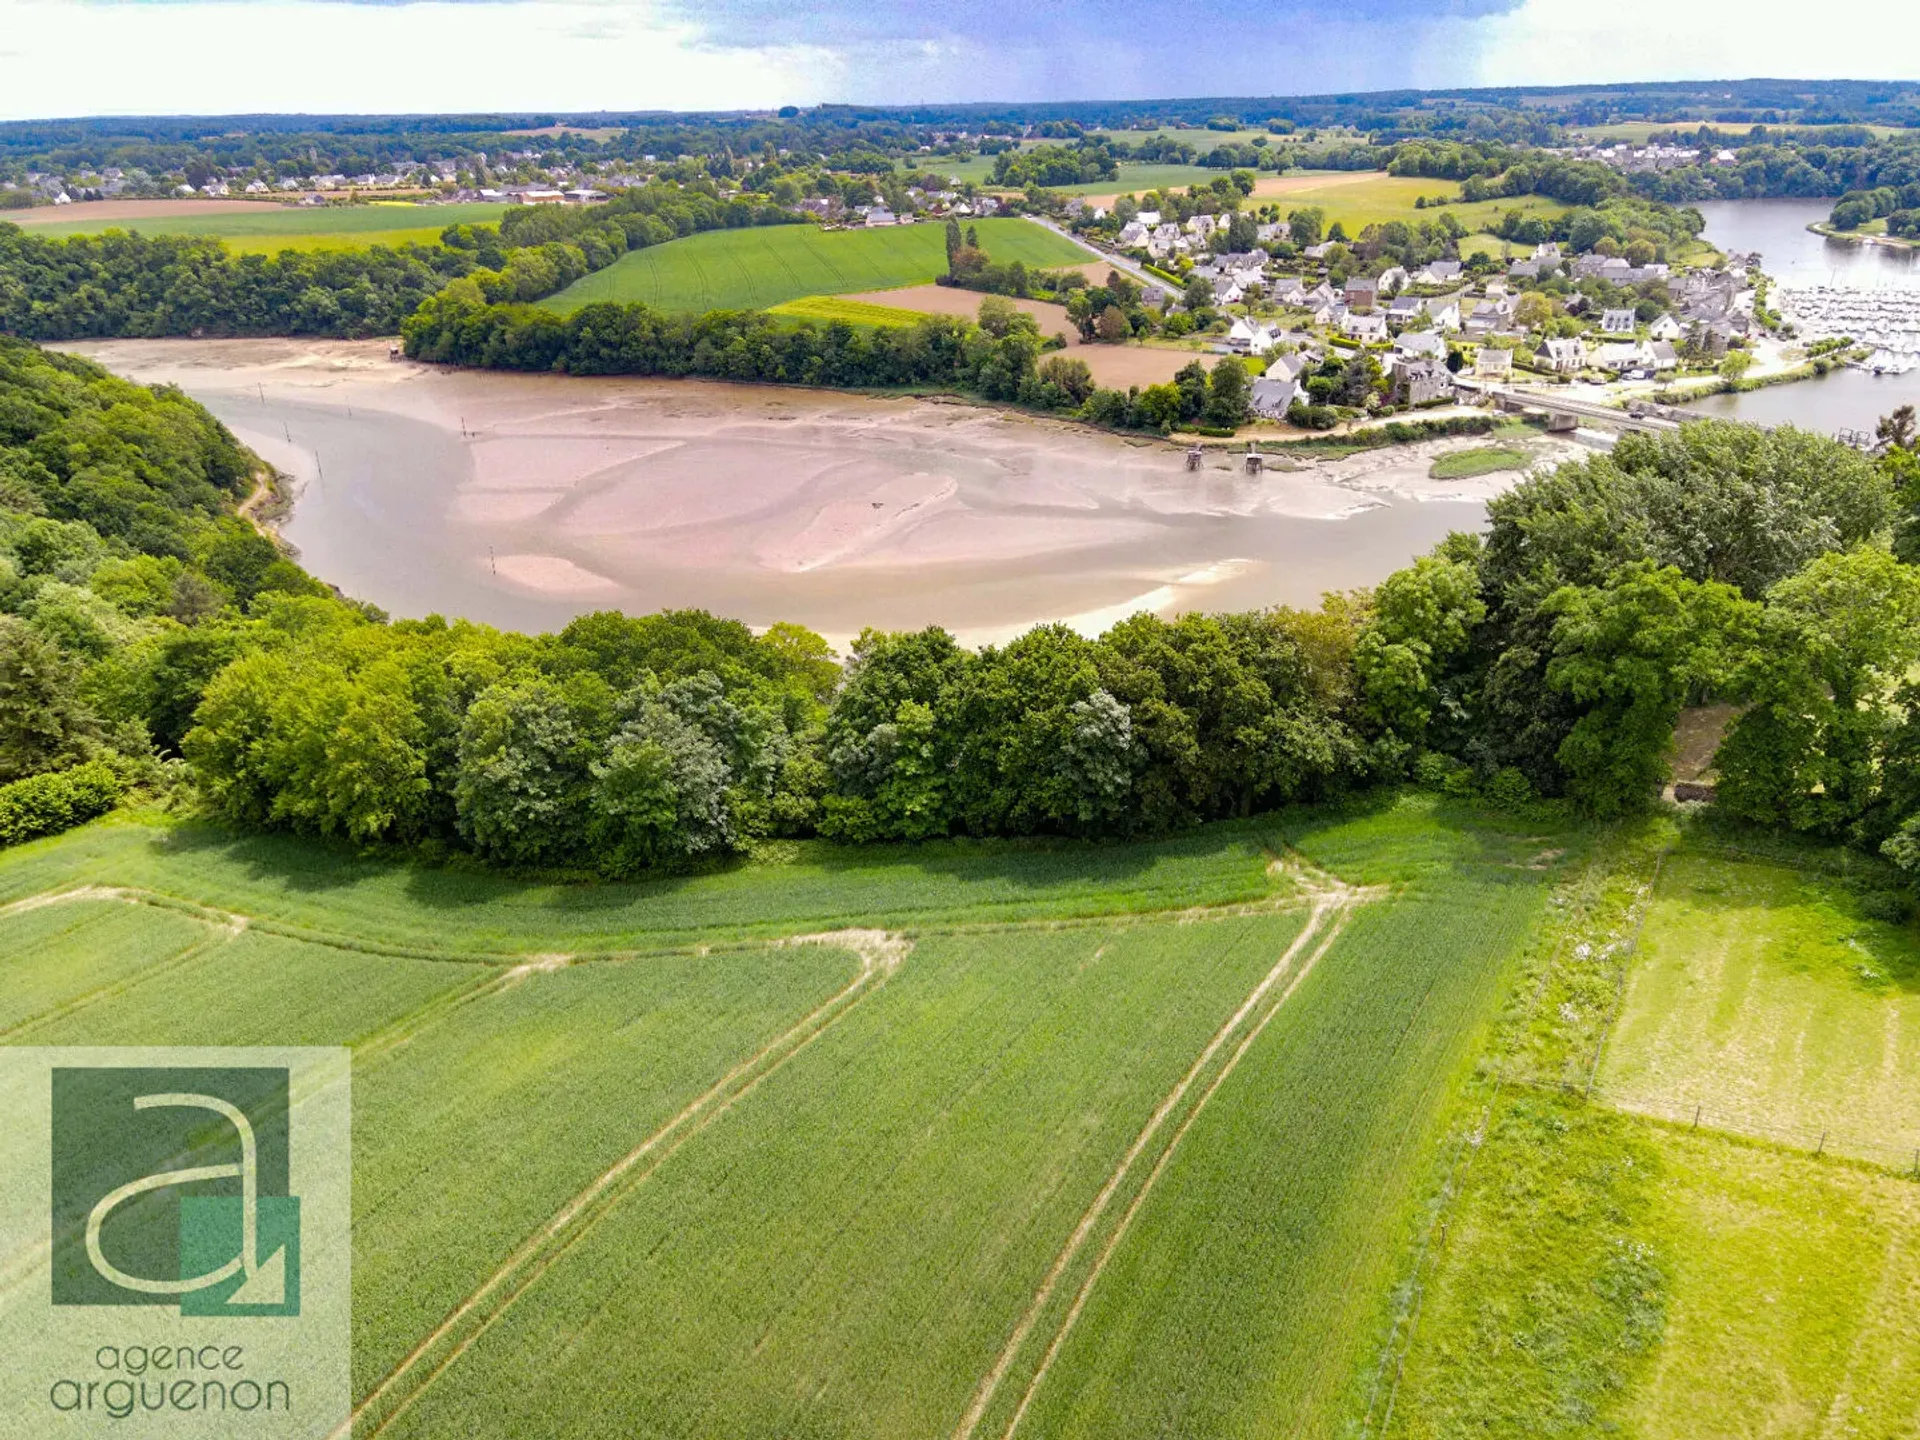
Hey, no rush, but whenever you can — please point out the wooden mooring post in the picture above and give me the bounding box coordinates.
[1243,443,1263,475]
[1185,444,1204,472]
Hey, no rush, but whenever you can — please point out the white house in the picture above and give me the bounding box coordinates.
[1265,350,1317,383]
[1536,337,1587,374]
[1393,331,1447,362]
[1428,301,1462,333]
[1600,308,1638,335]
[1343,313,1389,343]
[1228,318,1282,354]
[1475,347,1513,381]
[1648,312,1684,341]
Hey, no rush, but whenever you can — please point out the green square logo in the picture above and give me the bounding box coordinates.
[50,1067,299,1317]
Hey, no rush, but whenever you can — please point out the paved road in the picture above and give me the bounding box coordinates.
[1021,216,1166,295]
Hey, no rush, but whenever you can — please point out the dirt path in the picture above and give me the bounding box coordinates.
[953,860,1380,1440]
[346,929,909,1440]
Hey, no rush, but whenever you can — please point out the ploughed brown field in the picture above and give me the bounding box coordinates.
[842,285,1204,388]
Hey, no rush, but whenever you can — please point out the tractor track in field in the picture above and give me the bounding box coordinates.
[345,928,909,1440]
[954,860,1382,1440]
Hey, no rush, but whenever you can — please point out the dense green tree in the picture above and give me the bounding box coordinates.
[1544,562,1756,817]
[1355,555,1485,763]
[0,616,97,781]
[1716,547,1920,836]
[454,677,597,865]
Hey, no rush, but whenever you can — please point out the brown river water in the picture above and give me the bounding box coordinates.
[64,338,1576,647]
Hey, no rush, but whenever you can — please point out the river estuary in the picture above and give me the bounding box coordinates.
[66,338,1560,645]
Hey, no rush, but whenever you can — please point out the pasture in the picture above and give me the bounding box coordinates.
[1599,847,1920,1166]
[10,200,511,254]
[0,796,1576,1439]
[540,217,1094,315]
[1381,823,1920,1437]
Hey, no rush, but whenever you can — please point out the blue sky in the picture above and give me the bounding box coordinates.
[0,0,1916,120]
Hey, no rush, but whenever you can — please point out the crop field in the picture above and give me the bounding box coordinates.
[0,796,1576,1439]
[11,200,510,253]
[542,217,1093,314]
[765,294,928,328]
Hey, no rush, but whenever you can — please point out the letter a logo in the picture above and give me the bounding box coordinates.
[50,1068,300,1317]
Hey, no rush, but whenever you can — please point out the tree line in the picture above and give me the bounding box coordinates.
[0,183,805,341]
[9,333,1920,896]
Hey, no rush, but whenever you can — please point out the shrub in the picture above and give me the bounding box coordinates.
[1859,889,1915,925]
[0,760,122,848]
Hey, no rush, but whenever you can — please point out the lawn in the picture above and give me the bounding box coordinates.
[14,200,511,254]
[540,217,1094,315]
[1429,445,1533,479]
[0,797,1577,1440]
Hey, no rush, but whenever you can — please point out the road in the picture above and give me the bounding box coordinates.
[1021,216,1166,295]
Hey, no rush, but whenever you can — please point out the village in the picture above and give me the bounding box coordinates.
[1061,201,1783,427]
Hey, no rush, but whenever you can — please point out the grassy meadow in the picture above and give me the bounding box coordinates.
[1380,823,1920,1437]
[1600,847,1920,1165]
[1,796,1578,1440]
[541,217,1093,315]
[12,200,511,254]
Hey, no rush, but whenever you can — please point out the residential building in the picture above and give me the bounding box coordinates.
[1475,347,1513,381]
[1343,313,1389,343]
[1535,337,1587,374]
[1265,350,1318,384]
[1600,308,1637,335]
[1346,275,1380,312]
[1392,331,1447,363]
[1249,376,1299,420]
[1392,358,1454,406]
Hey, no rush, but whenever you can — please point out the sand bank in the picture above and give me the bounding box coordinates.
[62,337,1560,648]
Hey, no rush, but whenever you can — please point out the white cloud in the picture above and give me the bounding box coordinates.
[1467,0,1920,88]
[0,0,843,119]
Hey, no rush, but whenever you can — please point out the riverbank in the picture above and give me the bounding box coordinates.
[61,337,1576,646]
[1808,221,1920,253]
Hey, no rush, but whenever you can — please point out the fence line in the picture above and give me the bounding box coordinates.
[1585,1084,1920,1175]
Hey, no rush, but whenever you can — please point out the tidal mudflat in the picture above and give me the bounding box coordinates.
[65,338,1567,645]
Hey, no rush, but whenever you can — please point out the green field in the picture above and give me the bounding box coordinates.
[1429,446,1533,479]
[1380,824,1920,1436]
[0,797,1575,1439]
[766,294,928,328]
[1601,848,1920,1167]
[12,200,510,253]
[540,217,1093,315]
[1027,163,1226,196]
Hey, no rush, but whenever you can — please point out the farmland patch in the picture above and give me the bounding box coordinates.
[540,218,1093,315]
